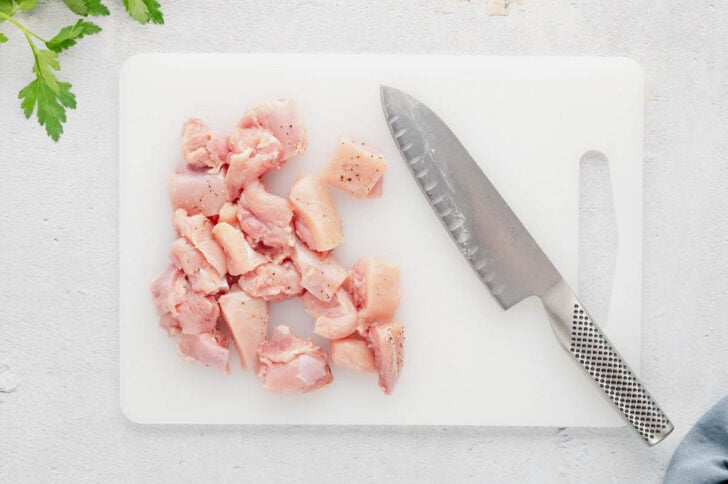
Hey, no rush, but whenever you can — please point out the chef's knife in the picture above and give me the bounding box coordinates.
[380,86,673,445]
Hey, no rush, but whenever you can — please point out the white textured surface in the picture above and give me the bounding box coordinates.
[1,0,726,482]
[120,54,642,427]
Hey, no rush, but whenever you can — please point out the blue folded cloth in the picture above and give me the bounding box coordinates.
[664,395,728,483]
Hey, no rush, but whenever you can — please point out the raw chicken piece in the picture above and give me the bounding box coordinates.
[258,325,315,362]
[176,290,220,335]
[169,238,228,295]
[168,164,230,217]
[150,265,187,316]
[368,322,404,394]
[212,222,267,276]
[237,206,293,262]
[322,137,388,199]
[302,289,358,339]
[158,313,181,337]
[290,239,347,302]
[187,271,227,297]
[181,118,229,172]
[150,264,219,335]
[240,180,293,228]
[169,237,207,275]
[218,202,239,226]
[152,266,220,336]
[178,330,230,373]
[368,176,384,198]
[237,180,294,259]
[238,99,306,161]
[237,260,303,302]
[329,337,376,372]
[257,325,332,394]
[218,285,269,370]
[226,127,284,199]
[289,174,343,251]
[260,353,333,394]
[150,266,187,336]
[172,209,227,276]
[348,257,400,326]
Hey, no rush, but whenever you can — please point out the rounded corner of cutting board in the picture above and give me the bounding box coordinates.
[120,392,151,426]
[608,57,645,84]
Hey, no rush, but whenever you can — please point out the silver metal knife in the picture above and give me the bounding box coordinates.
[380,85,673,445]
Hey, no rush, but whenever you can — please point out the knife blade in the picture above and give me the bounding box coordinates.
[381,85,673,445]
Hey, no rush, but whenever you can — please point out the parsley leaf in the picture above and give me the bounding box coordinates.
[0,32,7,43]
[16,0,35,10]
[18,47,77,141]
[46,19,101,52]
[0,0,34,13]
[19,80,76,141]
[62,0,109,17]
[0,0,13,15]
[122,0,163,25]
[33,49,60,90]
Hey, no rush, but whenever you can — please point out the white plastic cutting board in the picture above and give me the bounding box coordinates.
[119,55,644,426]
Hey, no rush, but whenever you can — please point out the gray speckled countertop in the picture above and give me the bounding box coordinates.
[1,1,726,481]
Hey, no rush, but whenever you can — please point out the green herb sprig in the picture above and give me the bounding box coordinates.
[0,0,164,141]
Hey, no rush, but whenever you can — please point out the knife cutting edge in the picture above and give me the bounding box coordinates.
[380,85,673,445]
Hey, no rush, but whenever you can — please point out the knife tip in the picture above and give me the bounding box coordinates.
[379,85,417,107]
[380,85,404,114]
[380,85,392,114]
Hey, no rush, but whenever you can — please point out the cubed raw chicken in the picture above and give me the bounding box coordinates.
[290,239,347,302]
[348,257,400,326]
[169,238,207,275]
[212,222,267,276]
[237,260,303,302]
[176,290,220,335]
[237,207,293,263]
[150,264,219,335]
[237,180,294,259]
[181,118,229,173]
[256,325,332,394]
[368,322,404,394]
[150,265,188,336]
[322,137,388,199]
[178,330,230,373]
[155,98,406,392]
[240,180,293,228]
[159,313,181,337]
[218,285,269,370]
[329,337,376,372]
[168,164,230,217]
[238,99,306,161]
[226,128,284,199]
[258,324,314,362]
[169,238,228,295]
[302,289,358,340]
[218,202,239,226]
[289,174,343,252]
[150,264,188,317]
[172,209,227,276]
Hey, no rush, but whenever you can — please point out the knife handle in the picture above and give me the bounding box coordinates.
[540,279,673,445]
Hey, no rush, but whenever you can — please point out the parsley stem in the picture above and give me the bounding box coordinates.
[22,29,40,61]
[0,12,43,82]
[19,30,45,89]
[0,11,49,43]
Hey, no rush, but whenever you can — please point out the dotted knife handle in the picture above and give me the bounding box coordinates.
[541,280,674,446]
